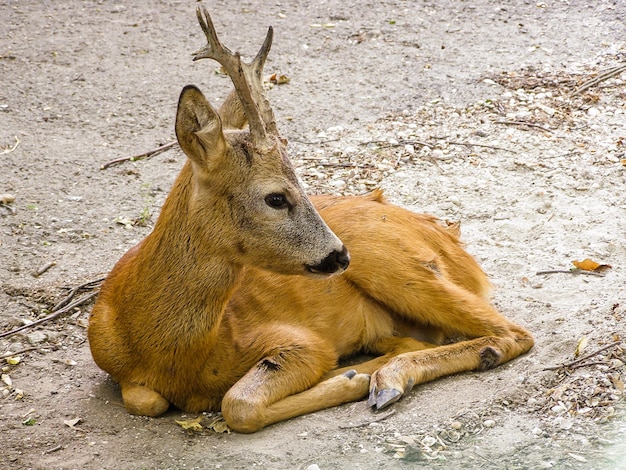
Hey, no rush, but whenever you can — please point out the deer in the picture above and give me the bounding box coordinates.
[88,7,534,434]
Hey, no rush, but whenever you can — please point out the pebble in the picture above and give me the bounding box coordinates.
[450,421,463,430]
[553,416,573,430]
[587,107,600,117]
[551,404,566,414]
[483,419,495,428]
[431,149,444,159]
[305,465,320,470]
[27,331,48,345]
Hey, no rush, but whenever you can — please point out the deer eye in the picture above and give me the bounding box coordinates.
[264,193,289,210]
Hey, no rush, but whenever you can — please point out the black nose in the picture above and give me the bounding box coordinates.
[306,246,350,275]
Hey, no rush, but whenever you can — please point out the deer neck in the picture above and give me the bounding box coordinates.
[135,161,242,340]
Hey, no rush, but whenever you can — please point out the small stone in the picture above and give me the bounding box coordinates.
[26,331,48,345]
[431,149,444,159]
[553,416,573,430]
[531,427,543,436]
[0,193,15,204]
[551,404,566,414]
[305,465,320,470]
[450,421,463,430]
[587,107,600,117]
[483,419,495,428]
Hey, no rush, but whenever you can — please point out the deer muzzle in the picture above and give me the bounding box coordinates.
[305,246,350,276]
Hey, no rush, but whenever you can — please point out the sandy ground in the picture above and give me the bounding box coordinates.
[1,1,625,468]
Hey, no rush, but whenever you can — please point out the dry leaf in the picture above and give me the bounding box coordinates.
[206,416,231,434]
[1,373,12,387]
[574,336,588,357]
[175,416,204,432]
[268,73,291,85]
[64,418,82,429]
[5,356,21,365]
[572,258,611,272]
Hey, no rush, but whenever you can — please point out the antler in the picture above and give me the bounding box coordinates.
[192,7,279,147]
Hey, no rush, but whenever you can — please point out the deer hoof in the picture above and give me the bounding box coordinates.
[478,346,501,371]
[369,387,402,410]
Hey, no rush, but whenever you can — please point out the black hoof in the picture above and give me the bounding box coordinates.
[375,388,402,410]
[479,346,501,371]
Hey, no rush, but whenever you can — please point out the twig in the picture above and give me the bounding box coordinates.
[101,140,178,170]
[0,347,40,360]
[494,120,553,133]
[536,269,605,277]
[572,64,626,96]
[338,409,396,429]
[543,340,623,371]
[1,135,20,155]
[0,278,104,339]
[0,292,99,339]
[43,445,63,455]
[290,138,340,145]
[431,137,516,154]
[0,202,17,215]
[54,277,105,311]
[358,139,432,149]
[32,261,56,278]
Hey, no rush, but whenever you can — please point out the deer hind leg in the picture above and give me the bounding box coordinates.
[323,336,438,379]
[120,382,170,417]
[348,259,534,409]
[220,325,369,433]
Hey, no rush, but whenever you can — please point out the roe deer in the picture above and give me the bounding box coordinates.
[88,7,534,433]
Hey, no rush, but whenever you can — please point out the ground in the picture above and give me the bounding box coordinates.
[1,0,625,468]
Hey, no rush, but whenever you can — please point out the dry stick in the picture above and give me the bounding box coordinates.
[543,340,623,371]
[0,347,40,360]
[442,140,517,154]
[536,269,605,277]
[358,139,432,149]
[0,292,99,339]
[572,63,626,96]
[338,409,396,429]
[494,120,553,133]
[32,261,56,278]
[100,140,178,170]
[1,135,20,155]
[0,278,104,340]
[43,445,63,455]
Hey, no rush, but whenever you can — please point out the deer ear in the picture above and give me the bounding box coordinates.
[175,85,226,166]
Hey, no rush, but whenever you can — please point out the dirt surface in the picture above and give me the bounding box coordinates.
[1,1,625,468]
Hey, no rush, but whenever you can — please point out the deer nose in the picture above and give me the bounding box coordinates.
[306,246,350,275]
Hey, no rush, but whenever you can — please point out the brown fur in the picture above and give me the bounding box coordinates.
[88,9,533,433]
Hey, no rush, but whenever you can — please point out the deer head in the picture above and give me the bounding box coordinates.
[173,7,349,276]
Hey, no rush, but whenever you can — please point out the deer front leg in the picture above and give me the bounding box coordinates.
[120,382,170,417]
[220,326,369,433]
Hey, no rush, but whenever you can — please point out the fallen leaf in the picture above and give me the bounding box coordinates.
[5,356,21,365]
[572,258,611,272]
[64,418,82,429]
[175,416,204,432]
[206,416,231,434]
[268,73,290,85]
[1,373,12,387]
[574,336,588,357]
[114,216,134,228]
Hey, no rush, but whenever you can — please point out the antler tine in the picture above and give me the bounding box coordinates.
[192,6,268,144]
[250,27,279,136]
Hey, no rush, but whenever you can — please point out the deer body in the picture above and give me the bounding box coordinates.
[88,8,533,433]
